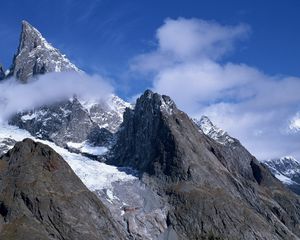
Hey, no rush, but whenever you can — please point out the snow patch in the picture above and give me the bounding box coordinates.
[21,113,37,121]
[67,141,108,155]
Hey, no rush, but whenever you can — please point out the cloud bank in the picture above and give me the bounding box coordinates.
[131,18,300,160]
[0,72,113,121]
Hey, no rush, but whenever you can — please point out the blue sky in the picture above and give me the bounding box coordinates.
[1,0,300,97]
[1,0,300,159]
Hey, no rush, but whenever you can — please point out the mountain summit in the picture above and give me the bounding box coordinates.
[8,20,79,82]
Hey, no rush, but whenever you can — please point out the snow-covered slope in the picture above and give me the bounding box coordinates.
[8,21,79,82]
[0,122,136,191]
[264,156,300,184]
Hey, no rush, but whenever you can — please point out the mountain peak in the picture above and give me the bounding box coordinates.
[195,115,236,145]
[137,90,177,115]
[18,20,51,54]
[8,21,79,82]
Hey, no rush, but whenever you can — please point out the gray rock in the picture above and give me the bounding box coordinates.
[110,89,300,240]
[8,21,79,82]
[0,138,16,156]
[0,65,5,80]
[0,138,126,239]
[9,95,129,158]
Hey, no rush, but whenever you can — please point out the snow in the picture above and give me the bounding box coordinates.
[0,122,137,191]
[108,94,132,119]
[67,141,108,155]
[195,116,235,145]
[160,97,173,115]
[78,98,99,113]
[275,173,295,185]
[21,113,37,121]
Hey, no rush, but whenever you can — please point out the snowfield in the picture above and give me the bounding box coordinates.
[0,122,137,191]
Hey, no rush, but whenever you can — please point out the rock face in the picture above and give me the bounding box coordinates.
[0,64,5,80]
[0,138,125,240]
[110,90,300,240]
[8,21,79,82]
[9,95,130,157]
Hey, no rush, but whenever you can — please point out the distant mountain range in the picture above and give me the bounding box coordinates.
[0,21,300,240]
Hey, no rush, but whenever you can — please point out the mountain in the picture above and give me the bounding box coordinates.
[109,90,300,239]
[0,64,5,80]
[2,20,300,239]
[0,138,126,239]
[264,156,300,194]
[195,116,300,196]
[7,20,79,82]
[9,95,130,157]
[194,116,237,145]
[5,21,131,157]
[0,122,169,240]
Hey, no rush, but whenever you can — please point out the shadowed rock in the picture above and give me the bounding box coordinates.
[0,64,5,80]
[0,138,125,240]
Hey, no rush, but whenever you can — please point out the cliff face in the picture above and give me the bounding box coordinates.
[0,64,5,80]
[0,138,125,240]
[110,90,300,240]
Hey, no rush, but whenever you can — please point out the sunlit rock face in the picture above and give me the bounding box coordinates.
[8,20,79,82]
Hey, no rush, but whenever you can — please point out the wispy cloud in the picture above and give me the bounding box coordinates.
[0,72,113,121]
[131,17,300,160]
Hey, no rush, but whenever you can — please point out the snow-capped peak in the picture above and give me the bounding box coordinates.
[194,116,235,145]
[263,156,300,186]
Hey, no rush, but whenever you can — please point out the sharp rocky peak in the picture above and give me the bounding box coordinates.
[8,20,79,82]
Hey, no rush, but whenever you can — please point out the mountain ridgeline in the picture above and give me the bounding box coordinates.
[0,20,300,240]
[109,90,300,239]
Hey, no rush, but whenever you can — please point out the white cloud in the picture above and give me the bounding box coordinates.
[289,112,300,132]
[131,17,300,160]
[0,72,113,121]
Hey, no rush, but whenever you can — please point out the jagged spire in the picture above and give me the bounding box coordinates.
[17,20,46,54]
[8,20,79,82]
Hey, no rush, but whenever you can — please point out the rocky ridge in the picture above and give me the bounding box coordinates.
[195,116,300,196]
[9,95,131,157]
